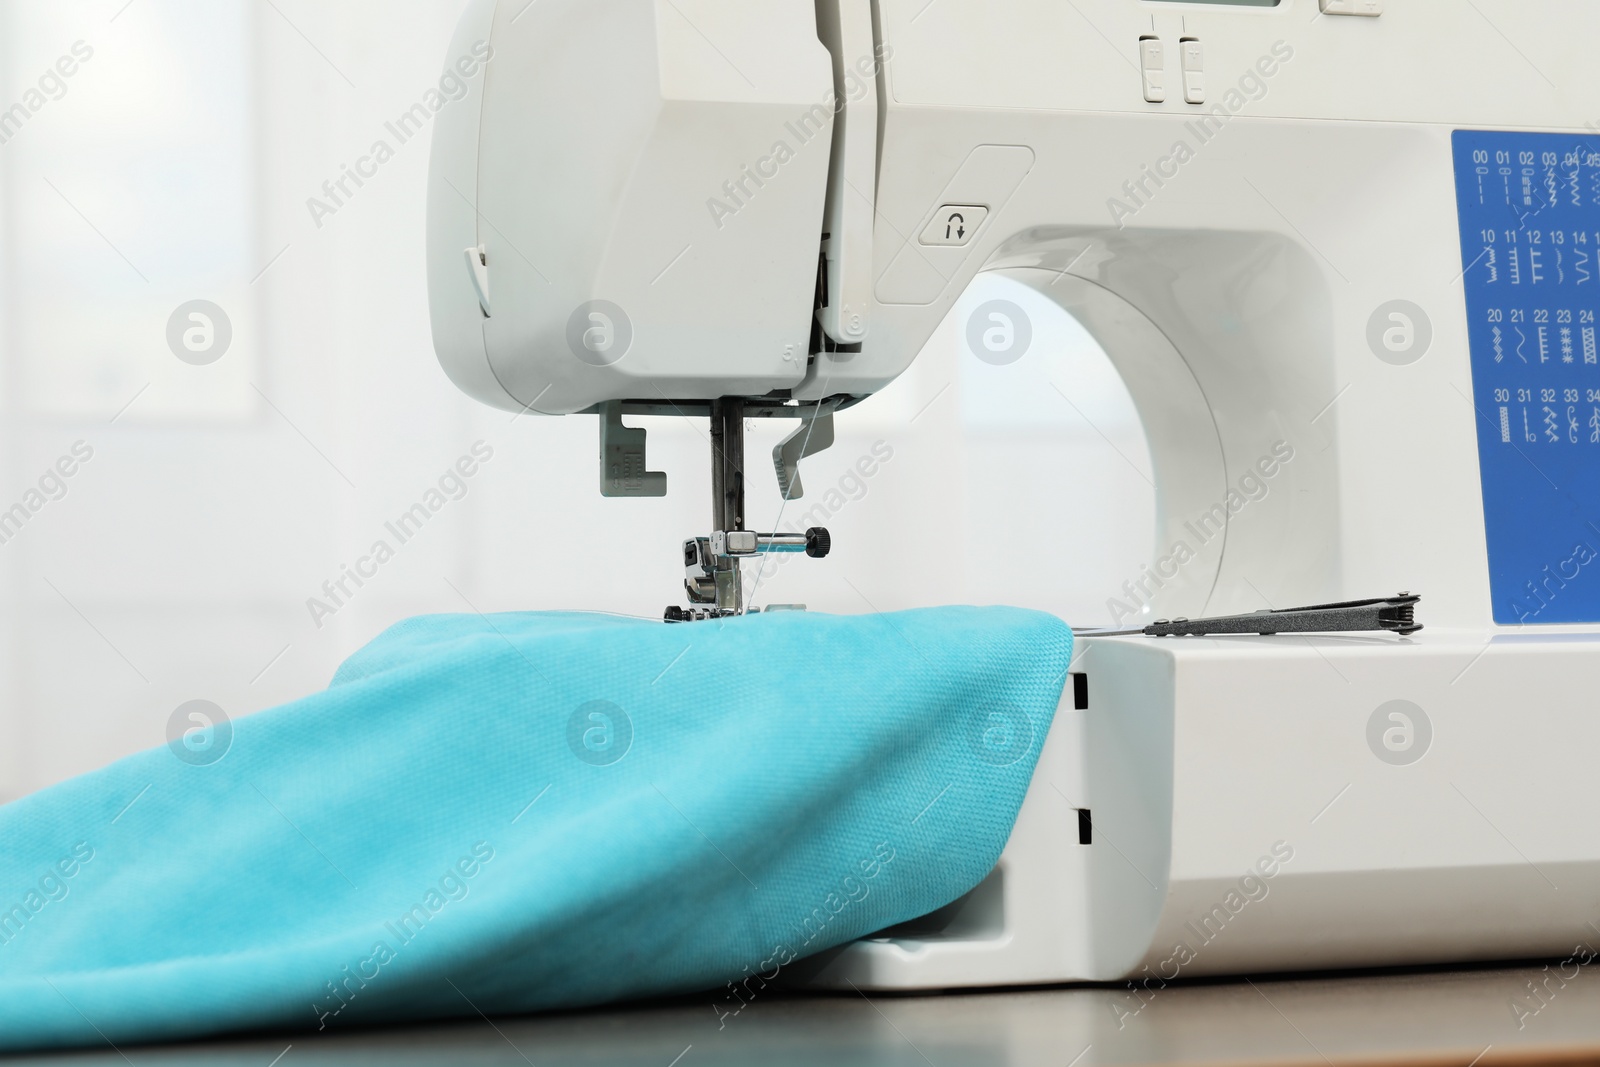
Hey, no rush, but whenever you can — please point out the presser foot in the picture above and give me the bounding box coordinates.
[650,395,838,624]
[663,605,737,623]
[665,528,832,623]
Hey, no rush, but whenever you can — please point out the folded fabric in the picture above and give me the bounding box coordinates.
[0,607,1071,1052]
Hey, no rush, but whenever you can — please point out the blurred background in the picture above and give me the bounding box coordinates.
[0,0,1153,800]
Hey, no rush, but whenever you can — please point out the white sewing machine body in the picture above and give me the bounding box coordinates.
[428,0,1600,985]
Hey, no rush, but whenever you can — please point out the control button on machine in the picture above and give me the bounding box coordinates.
[1319,0,1383,14]
[1139,37,1165,103]
[919,205,989,246]
[1180,38,1204,104]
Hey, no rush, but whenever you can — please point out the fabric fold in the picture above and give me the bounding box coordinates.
[0,607,1071,1052]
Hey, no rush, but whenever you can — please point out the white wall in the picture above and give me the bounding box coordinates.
[0,0,1152,800]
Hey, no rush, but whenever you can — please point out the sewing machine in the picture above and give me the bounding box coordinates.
[427,0,1600,988]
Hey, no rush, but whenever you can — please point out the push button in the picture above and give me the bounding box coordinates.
[1180,38,1204,104]
[1139,37,1165,103]
[919,205,989,246]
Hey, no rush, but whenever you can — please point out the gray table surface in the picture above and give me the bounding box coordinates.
[10,962,1597,1066]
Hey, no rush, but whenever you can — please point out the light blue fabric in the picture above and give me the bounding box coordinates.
[0,607,1071,1052]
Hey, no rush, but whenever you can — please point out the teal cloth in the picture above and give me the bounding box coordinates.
[0,607,1071,1052]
